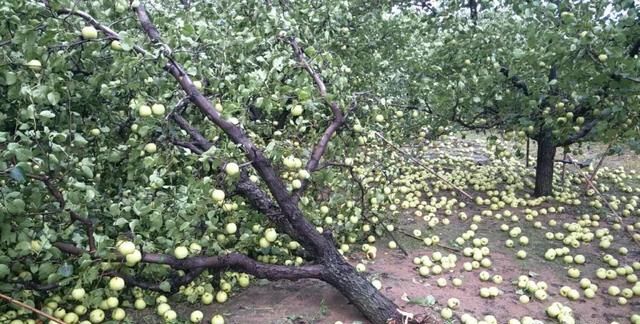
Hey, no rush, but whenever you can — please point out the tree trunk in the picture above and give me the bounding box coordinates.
[321,250,405,324]
[525,138,530,168]
[534,133,556,197]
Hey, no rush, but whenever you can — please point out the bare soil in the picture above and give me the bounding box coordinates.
[196,203,638,324]
[131,135,640,324]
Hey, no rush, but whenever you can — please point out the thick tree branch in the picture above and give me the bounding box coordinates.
[170,113,212,151]
[499,66,530,96]
[285,41,369,203]
[103,268,205,293]
[287,37,342,119]
[171,140,204,154]
[556,119,598,147]
[168,109,300,239]
[286,36,347,200]
[469,0,478,23]
[57,242,323,285]
[629,38,640,57]
[131,4,332,255]
[235,172,297,237]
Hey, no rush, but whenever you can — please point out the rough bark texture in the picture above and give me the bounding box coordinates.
[534,132,556,197]
[322,251,403,324]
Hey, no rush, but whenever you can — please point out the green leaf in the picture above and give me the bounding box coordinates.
[9,167,25,183]
[47,92,61,105]
[58,263,74,277]
[407,295,436,307]
[0,264,9,278]
[7,198,26,215]
[159,281,171,292]
[4,72,17,85]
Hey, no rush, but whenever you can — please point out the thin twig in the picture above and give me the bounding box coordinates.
[589,143,612,182]
[375,132,473,200]
[0,293,65,324]
[568,154,639,246]
[386,227,409,256]
[398,230,461,253]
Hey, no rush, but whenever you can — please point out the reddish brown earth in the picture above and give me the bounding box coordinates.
[130,138,639,324]
[185,203,638,324]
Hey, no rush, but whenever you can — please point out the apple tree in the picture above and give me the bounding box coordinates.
[394,0,640,196]
[0,0,441,323]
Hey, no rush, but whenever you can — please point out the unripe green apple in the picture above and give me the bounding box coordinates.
[71,287,85,300]
[110,40,122,51]
[89,309,105,323]
[134,299,146,310]
[211,189,225,202]
[225,163,239,176]
[225,223,237,234]
[264,228,278,242]
[63,312,79,324]
[74,305,87,315]
[117,241,136,255]
[111,308,125,321]
[237,274,250,287]
[138,105,152,117]
[81,26,98,40]
[156,303,171,316]
[201,292,214,304]
[291,105,303,116]
[215,291,228,303]
[441,307,453,319]
[144,143,157,153]
[164,310,177,321]
[211,315,225,324]
[174,246,189,259]
[25,59,42,71]
[151,103,165,116]
[108,277,125,291]
[105,296,118,308]
[190,310,204,323]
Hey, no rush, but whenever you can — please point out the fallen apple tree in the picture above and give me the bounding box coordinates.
[25,2,441,323]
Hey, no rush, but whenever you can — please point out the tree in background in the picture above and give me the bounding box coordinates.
[392,0,640,196]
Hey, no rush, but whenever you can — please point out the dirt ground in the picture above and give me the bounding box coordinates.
[198,137,639,324]
[191,204,638,324]
[131,135,640,324]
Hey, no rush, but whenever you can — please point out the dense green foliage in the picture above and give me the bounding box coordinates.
[0,0,639,323]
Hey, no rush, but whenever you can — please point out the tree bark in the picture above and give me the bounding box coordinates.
[525,138,530,167]
[534,133,556,197]
[321,249,405,324]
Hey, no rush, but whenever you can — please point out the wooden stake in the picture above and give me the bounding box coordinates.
[561,147,568,182]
